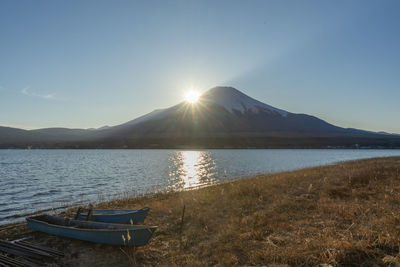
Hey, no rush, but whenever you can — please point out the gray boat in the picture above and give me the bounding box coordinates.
[26,215,157,246]
[73,208,150,224]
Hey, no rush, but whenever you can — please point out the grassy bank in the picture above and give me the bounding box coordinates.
[2,157,400,266]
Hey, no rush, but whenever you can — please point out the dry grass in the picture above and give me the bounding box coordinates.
[2,156,400,266]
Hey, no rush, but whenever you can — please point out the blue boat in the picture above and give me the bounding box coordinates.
[26,215,157,246]
[73,208,150,224]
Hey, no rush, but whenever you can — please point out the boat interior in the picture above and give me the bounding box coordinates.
[28,215,156,231]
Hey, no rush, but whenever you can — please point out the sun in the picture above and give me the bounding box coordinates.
[184,90,200,104]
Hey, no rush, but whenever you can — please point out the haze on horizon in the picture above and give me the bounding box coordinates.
[1,0,399,133]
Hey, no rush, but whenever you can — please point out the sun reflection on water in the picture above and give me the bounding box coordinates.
[168,151,216,190]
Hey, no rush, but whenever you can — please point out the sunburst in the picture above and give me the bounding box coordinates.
[184,90,200,104]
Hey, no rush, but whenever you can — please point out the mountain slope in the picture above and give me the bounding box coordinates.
[0,126,94,145]
[100,87,380,139]
[0,86,398,148]
[0,126,46,144]
[201,86,288,116]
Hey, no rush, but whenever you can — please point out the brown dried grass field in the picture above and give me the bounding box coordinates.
[2,156,400,266]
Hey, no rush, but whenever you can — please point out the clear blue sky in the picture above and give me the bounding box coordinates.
[1,0,399,133]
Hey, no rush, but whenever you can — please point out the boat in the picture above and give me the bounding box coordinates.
[26,215,157,246]
[73,207,150,224]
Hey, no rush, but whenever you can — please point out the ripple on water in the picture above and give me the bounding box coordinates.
[1,149,400,225]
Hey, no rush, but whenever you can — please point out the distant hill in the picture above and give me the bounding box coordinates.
[1,87,399,148]
[0,126,94,145]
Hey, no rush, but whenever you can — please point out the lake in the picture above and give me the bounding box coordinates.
[1,149,400,225]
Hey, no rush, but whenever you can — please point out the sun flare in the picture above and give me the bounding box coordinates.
[184,90,200,104]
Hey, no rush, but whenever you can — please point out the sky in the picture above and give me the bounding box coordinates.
[1,0,399,133]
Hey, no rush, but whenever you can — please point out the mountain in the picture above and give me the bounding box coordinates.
[97,87,381,138]
[1,86,399,148]
[0,126,94,145]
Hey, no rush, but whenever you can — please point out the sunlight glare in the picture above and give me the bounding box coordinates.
[184,90,200,104]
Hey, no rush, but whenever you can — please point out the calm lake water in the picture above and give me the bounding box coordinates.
[1,149,400,225]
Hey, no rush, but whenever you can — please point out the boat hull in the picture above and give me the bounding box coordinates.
[26,215,156,246]
[73,208,150,224]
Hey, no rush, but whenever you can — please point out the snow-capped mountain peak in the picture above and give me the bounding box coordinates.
[200,86,288,116]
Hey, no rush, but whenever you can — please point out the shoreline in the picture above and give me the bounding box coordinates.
[0,154,373,227]
[1,156,400,265]
[3,150,400,227]
[2,147,400,150]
